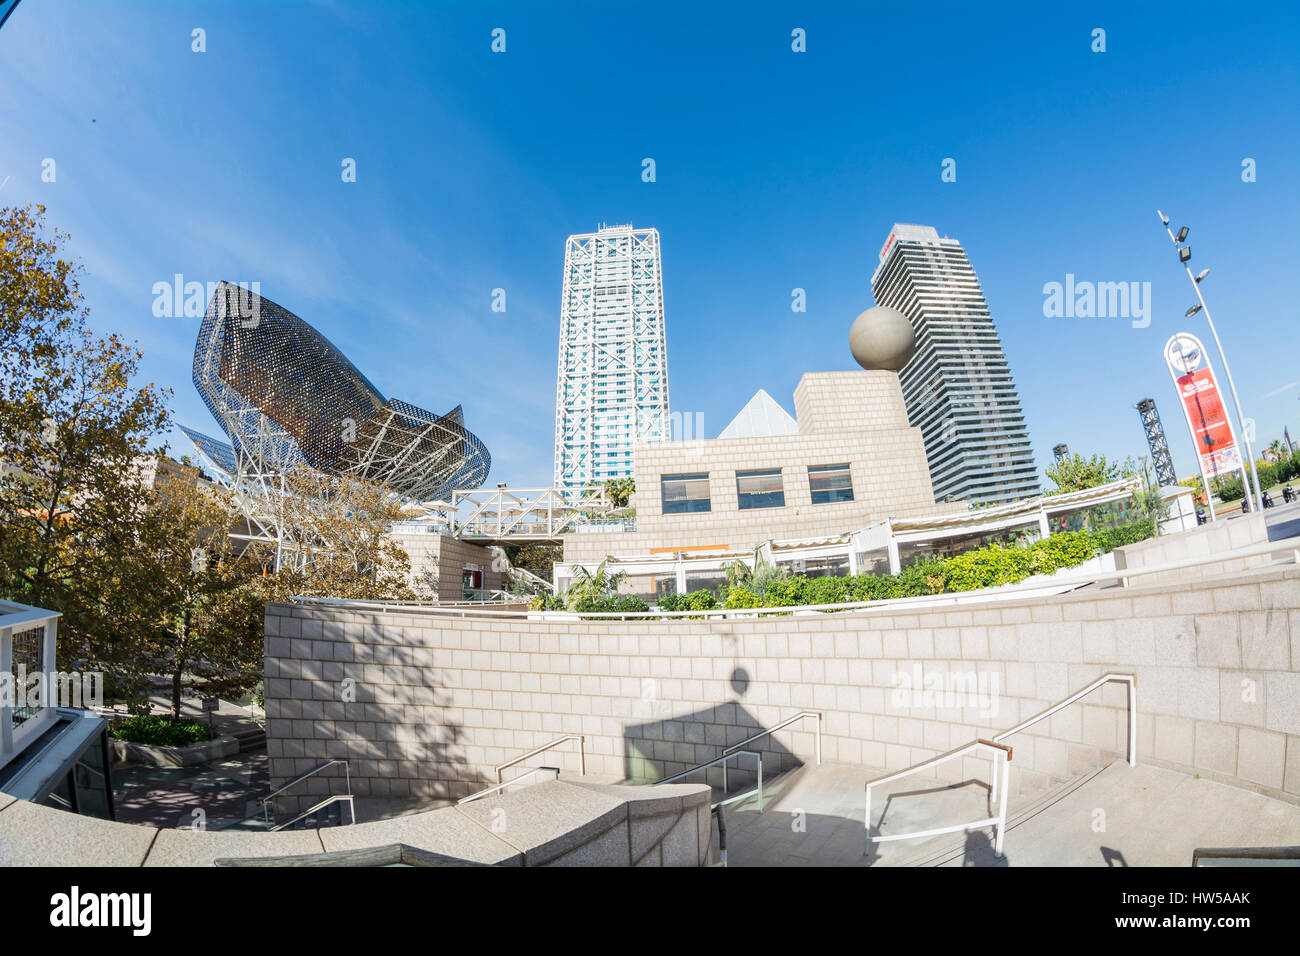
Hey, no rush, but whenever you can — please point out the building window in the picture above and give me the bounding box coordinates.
[661,473,711,514]
[736,468,785,510]
[808,463,854,504]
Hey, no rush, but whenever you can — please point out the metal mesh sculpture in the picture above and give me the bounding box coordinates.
[188,282,490,506]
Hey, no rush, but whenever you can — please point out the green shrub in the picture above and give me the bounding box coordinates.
[762,576,807,607]
[803,575,849,605]
[724,587,762,609]
[685,589,718,611]
[657,592,687,612]
[1215,474,1245,501]
[614,595,649,613]
[111,714,214,747]
[1094,519,1156,552]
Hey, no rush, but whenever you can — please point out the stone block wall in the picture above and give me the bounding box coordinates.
[264,564,1300,807]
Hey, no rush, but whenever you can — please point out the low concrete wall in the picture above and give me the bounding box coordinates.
[264,562,1300,808]
[110,735,239,768]
[0,779,711,867]
[1114,513,1271,585]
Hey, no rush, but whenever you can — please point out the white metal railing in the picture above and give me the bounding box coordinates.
[458,766,560,804]
[0,600,60,770]
[288,532,1300,622]
[989,672,1137,798]
[865,738,1013,855]
[657,750,764,811]
[448,486,612,541]
[495,734,585,783]
[270,793,356,831]
[864,673,1138,858]
[262,759,351,825]
[723,712,822,766]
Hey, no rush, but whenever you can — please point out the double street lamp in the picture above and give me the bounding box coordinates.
[1156,210,1263,513]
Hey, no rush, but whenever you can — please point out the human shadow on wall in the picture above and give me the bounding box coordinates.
[621,665,802,799]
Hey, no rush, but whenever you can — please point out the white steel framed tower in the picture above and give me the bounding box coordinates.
[871,224,1038,505]
[554,225,670,490]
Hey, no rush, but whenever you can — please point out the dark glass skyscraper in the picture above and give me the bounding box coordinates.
[871,224,1038,505]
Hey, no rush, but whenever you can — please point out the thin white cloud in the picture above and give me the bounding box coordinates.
[1261,381,1300,400]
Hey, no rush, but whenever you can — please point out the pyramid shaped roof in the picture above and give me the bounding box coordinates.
[718,389,798,439]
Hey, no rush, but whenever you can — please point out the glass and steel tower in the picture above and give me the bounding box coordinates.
[554,225,669,490]
[871,224,1038,505]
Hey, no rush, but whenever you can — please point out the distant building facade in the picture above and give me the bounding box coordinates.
[554,225,670,490]
[871,224,1038,505]
[561,370,963,578]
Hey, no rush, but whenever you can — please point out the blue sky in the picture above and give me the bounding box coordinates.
[1,0,1297,489]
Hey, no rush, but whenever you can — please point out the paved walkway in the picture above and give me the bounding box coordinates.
[113,752,270,830]
[714,761,1300,867]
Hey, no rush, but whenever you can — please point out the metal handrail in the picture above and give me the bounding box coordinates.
[458,766,560,804]
[723,712,822,766]
[714,805,728,868]
[990,673,1136,798]
[863,673,1139,858]
[495,734,585,783]
[270,794,356,832]
[657,750,764,811]
[262,759,351,823]
[864,738,1013,855]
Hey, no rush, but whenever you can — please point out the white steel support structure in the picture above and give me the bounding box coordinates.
[871,224,1039,506]
[554,225,670,491]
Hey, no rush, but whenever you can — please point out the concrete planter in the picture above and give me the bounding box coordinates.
[110,734,239,768]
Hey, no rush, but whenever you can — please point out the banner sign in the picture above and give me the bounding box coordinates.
[1164,333,1242,479]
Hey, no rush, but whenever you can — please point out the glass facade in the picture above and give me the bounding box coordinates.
[779,554,850,578]
[1049,497,1138,534]
[661,473,711,514]
[898,522,1042,568]
[856,549,890,576]
[808,463,854,504]
[736,468,785,510]
[685,569,729,595]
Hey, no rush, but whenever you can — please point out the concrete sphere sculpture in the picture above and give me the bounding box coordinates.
[849,305,916,372]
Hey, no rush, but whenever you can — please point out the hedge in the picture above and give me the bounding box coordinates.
[679,518,1155,612]
[110,714,214,747]
[547,519,1158,615]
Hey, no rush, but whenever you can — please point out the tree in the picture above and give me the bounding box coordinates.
[562,558,626,610]
[1044,453,1128,495]
[0,206,172,679]
[723,547,787,598]
[602,477,635,509]
[266,466,414,600]
[119,468,263,719]
[503,543,562,582]
[1178,474,1206,505]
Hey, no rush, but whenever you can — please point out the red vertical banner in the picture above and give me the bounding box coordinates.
[1165,333,1242,479]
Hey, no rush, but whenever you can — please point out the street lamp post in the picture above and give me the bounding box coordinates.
[1156,211,1263,513]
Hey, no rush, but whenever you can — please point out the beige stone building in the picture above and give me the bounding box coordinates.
[390,527,506,601]
[561,370,964,584]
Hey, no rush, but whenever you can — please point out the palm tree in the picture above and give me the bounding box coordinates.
[564,557,627,609]
[723,547,786,597]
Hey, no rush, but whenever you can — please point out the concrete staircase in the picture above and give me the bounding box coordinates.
[232,726,266,753]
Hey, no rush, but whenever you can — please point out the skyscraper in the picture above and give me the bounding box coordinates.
[870,224,1038,505]
[554,225,670,490]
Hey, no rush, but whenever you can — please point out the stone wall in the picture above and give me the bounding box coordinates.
[391,530,504,601]
[264,563,1300,807]
[0,778,711,867]
[1114,512,1272,585]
